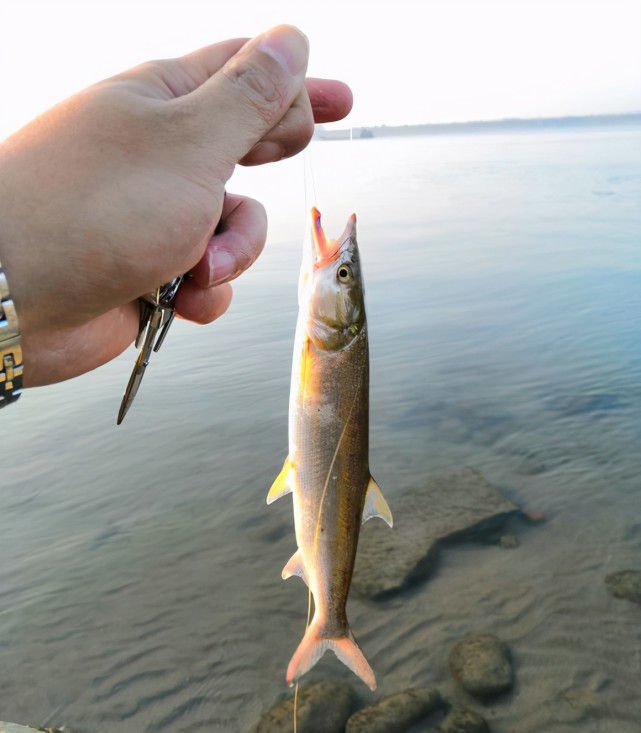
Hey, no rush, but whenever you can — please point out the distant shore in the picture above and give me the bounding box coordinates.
[314,112,641,140]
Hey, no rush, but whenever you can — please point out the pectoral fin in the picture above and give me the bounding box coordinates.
[362,477,393,527]
[267,457,294,504]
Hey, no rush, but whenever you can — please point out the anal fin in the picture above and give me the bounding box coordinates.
[281,549,307,585]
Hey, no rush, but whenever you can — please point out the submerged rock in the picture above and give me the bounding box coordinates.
[545,392,625,417]
[448,634,513,699]
[561,685,600,716]
[498,533,519,549]
[0,726,67,733]
[345,688,444,733]
[254,679,355,733]
[605,570,641,606]
[353,468,519,598]
[394,400,513,446]
[438,706,490,733]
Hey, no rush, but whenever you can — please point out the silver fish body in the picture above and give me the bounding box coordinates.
[267,208,392,691]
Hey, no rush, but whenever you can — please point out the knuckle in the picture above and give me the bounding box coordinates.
[223,61,287,123]
[272,103,314,157]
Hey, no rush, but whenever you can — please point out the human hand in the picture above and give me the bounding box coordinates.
[0,25,352,387]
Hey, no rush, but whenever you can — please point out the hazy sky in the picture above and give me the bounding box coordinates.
[1,0,640,139]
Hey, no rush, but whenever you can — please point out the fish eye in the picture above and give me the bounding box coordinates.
[337,265,353,283]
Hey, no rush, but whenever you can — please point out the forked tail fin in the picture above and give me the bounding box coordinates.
[285,618,376,691]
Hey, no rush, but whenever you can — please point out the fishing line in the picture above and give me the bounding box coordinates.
[303,146,319,215]
[293,142,320,733]
[292,588,313,733]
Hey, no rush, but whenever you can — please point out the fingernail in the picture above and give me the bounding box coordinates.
[209,248,238,285]
[257,25,309,76]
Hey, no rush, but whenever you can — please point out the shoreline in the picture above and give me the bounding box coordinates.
[314,112,641,140]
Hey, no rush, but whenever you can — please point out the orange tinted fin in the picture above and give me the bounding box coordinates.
[285,619,376,691]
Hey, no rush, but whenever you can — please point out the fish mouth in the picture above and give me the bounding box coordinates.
[311,208,356,267]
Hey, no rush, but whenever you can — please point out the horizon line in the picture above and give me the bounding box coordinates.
[321,110,641,130]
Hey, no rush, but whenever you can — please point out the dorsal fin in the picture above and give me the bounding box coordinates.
[362,476,393,527]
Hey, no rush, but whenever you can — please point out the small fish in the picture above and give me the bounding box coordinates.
[267,208,392,691]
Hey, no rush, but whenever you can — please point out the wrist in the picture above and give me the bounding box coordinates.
[0,144,32,334]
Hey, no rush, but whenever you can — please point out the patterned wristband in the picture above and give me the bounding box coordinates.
[0,260,23,407]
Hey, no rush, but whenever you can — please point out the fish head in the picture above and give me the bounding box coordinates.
[301,208,366,351]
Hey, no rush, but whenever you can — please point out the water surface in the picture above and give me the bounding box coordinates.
[1,124,640,732]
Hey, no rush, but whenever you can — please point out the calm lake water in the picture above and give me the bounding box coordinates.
[1,123,640,732]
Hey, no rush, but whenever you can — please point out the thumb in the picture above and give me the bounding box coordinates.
[189,25,309,169]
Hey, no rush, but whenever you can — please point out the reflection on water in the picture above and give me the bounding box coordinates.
[1,125,640,732]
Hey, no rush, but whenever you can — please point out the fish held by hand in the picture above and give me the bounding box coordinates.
[267,208,392,691]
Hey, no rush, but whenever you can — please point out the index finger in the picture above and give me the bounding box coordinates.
[306,78,353,123]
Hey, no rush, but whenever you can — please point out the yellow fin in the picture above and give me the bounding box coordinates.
[267,457,294,505]
[362,477,393,527]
